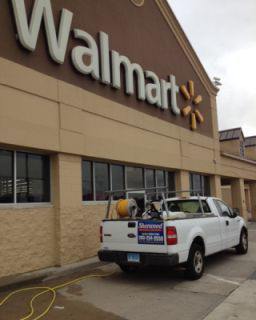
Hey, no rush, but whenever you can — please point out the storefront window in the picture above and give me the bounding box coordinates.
[156,170,165,187]
[126,167,144,189]
[167,172,176,197]
[82,161,93,201]
[145,169,156,201]
[155,170,166,199]
[190,173,210,196]
[82,160,176,202]
[0,150,14,203]
[16,152,50,203]
[111,165,125,200]
[145,169,155,188]
[95,163,109,201]
[0,149,50,204]
[203,176,210,196]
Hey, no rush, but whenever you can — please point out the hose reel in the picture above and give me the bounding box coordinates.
[116,199,138,218]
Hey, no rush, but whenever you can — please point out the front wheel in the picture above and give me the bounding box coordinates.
[185,244,204,280]
[236,229,248,254]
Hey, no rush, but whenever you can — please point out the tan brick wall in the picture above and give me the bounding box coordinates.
[0,201,110,278]
[58,205,106,265]
[0,207,56,278]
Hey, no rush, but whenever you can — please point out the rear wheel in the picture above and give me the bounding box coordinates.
[236,229,248,254]
[118,264,140,273]
[185,244,204,280]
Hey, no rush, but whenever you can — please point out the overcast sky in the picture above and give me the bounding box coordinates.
[168,0,256,136]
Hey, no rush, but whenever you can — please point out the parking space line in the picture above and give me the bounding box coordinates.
[205,274,240,286]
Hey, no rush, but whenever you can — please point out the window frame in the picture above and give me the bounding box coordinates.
[110,164,125,200]
[0,149,14,204]
[144,168,156,189]
[0,149,52,207]
[82,159,175,205]
[125,166,144,190]
[82,160,94,201]
[190,172,210,196]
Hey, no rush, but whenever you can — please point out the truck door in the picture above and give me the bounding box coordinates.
[214,200,233,249]
[228,209,241,246]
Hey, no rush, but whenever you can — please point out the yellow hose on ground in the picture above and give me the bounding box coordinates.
[0,271,115,320]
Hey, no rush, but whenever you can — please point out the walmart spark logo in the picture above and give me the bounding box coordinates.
[180,80,204,131]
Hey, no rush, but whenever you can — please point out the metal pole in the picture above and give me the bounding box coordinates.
[161,191,169,214]
[197,193,204,214]
[106,193,112,219]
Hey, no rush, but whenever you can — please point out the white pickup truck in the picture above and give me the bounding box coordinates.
[98,195,248,279]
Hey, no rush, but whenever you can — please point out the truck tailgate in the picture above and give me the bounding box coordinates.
[102,220,168,253]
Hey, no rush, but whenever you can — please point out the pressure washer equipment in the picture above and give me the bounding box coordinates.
[116,199,138,218]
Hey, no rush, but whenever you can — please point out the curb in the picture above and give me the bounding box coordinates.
[0,256,108,291]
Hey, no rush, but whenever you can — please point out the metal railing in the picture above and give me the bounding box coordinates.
[104,188,205,219]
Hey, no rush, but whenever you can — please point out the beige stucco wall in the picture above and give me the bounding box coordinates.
[245,146,256,161]
[221,184,251,219]
[0,57,218,174]
[220,140,241,157]
[218,155,256,180]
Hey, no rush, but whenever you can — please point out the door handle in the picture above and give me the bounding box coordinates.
[226,220,229,226]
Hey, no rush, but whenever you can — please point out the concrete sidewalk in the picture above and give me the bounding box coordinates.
[204,278,256,320]
[205,223,256,320]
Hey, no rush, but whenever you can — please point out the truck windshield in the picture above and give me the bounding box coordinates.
[166,200,211,214]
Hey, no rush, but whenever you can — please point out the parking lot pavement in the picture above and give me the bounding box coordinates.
[1,222,256,320]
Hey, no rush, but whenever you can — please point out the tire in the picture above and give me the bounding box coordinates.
[185,244,204,280]
[236,229,248,254]
[118,264,140,273]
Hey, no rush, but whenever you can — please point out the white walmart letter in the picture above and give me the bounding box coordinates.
[11,0,73,64]
[99,32,111,85]
[112,50,146,101]
[169,75,180,115]
[145,70,162,107]
[72,29,100,80]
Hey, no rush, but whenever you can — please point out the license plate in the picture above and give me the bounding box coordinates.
[127,253,140,263]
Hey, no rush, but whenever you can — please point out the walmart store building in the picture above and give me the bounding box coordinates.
[1,0,256,279]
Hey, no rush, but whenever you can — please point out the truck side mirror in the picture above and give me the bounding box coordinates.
[222,211,230,217]
[233,208,240,216]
